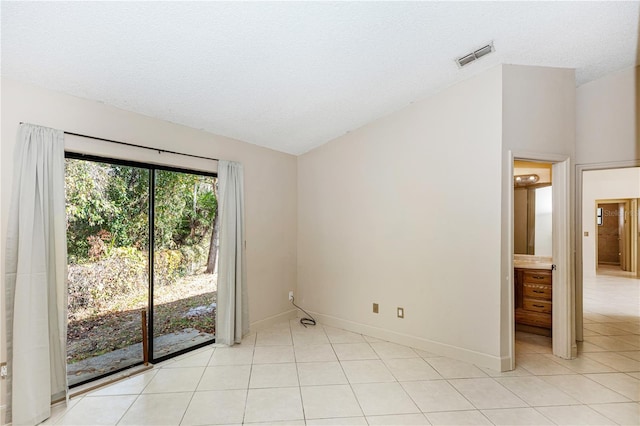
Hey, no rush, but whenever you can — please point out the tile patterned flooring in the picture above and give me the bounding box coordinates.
[46,267,639,425]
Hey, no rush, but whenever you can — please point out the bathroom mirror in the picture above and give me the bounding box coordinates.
[514,161,553,256]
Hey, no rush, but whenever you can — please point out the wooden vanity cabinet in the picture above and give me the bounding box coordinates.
[515,268,552,335]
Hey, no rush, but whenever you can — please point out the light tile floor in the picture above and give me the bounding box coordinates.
[45,266,639,425]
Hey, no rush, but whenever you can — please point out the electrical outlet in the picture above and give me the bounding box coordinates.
[288,291,294,301]
[372,303,379,313]
[0,363,7,379]
[397,307,404,318]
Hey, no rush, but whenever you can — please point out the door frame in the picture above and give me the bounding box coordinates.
[507,151,573,370]
[575,160,640,342]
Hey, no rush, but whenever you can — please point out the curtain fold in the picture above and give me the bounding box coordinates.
[215,161,249,345]
[5,124,67,425]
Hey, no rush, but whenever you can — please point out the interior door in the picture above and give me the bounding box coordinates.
[551,159,573,359]
[616,200,634,271]
[598,203,621,266]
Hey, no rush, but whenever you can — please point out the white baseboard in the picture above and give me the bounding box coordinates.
[312,312,504,372]
[249,309,297,333]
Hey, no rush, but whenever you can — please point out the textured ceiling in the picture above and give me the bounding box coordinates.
[2,1,638,155]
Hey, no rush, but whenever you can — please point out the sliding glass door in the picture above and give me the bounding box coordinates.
[65,154,217,386]
[152,169,218,359]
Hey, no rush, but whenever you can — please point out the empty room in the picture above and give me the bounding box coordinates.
[1,2,639,425]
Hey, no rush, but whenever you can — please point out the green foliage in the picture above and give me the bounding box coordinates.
[65,159,219,366]
[65,159,217,264]
[65,158,217,322]
[106,165,150,250]
[154,249,185,286]
[154,170,217,250]
[65,160,118,263]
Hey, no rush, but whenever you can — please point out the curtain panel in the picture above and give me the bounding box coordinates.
[5,124,67,425]
[215,161,249,345]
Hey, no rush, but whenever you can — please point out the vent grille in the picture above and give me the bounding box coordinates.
[456,42,494,68]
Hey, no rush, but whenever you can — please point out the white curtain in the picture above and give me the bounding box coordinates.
[215,161,249,345]
[5,124,67,425]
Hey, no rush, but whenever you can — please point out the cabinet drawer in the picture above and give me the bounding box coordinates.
[523,270,551,285]
[523,284,552,300]
[516,309,552,328]
[523,298,552,314]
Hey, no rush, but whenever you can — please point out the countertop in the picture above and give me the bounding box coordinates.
[514,255,553,270]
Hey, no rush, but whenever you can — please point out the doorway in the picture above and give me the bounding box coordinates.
[576,165,640,344]
[65,154,219,386]
[507,152,573,371]
[582,194,639,364]
[513,160,554,358]
[596,199,636,274]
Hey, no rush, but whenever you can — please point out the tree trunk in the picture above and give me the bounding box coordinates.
[190,182,197,238]
[205,182,219,274]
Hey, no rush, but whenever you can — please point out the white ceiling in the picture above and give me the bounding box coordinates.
[1,2,638,155]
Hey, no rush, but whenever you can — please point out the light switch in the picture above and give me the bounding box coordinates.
[584,231,589,237]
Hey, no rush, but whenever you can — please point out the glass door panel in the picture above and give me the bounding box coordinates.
[152,169,217,359]
[65,158,149,386]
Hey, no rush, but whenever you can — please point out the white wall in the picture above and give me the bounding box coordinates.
[297,64,577,370]
[576,66,639,165]
[298,66,505,368]
[503,65,576,156]
[582,168,640,278]
[1,78,298,416]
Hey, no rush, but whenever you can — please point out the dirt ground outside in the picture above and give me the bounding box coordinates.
[67,273,217,364]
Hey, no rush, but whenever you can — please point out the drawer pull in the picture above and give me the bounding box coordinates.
[533,304,545,308]
[533,290,544,294]
[532,275,546,280]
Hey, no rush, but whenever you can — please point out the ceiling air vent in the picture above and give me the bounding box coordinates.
[456,42,494,68]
